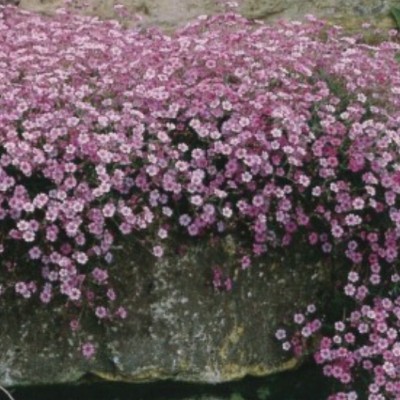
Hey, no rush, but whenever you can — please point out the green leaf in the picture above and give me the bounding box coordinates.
[390,6,400,29]
[230,393,245,400]
[257,386,271,400]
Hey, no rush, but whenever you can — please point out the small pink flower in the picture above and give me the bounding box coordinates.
[153,245,164,258]
[115,306,127,319]
[275,329,286,340]
[294,313,305,324]
[70,319,80,332]
[81,342,96,359]
[95,306,108,319]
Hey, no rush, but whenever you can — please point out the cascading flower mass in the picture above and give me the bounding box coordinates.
[1,4,400,398]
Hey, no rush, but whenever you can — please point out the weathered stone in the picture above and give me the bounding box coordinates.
[0,236,329,386]
[17,0,399,30]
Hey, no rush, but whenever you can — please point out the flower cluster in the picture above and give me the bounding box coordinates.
[1,4,400,394]
[275,303,322,356]
[311,287,400,399]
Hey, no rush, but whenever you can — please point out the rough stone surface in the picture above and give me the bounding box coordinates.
[0,236,329,386]
[17,0,399,30]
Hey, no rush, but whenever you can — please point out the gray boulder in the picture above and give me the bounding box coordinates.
[17,0,398,30]
[0,236,328,386]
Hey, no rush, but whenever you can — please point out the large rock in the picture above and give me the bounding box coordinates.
[0,236,328,386]
[17,0,399,30]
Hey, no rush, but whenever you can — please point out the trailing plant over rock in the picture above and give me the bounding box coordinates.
[1,3,400,398]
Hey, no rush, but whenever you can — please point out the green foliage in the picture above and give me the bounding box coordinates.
[256,386,271,400]
[390,6,400,30]
[230,393,245,400]
[228,385,271,400]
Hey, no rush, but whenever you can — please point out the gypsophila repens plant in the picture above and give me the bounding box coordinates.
[1,3,400,397]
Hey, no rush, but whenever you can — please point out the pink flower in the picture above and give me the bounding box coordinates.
[81,342,96,359]
[70,319,80,332]
[153,246,164,258]
[115,306,127,319]
[95,306,108,319]
[294,313,305,324]
[275,329,286,340]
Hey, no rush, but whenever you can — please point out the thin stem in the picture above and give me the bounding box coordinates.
[0,385,15,400]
